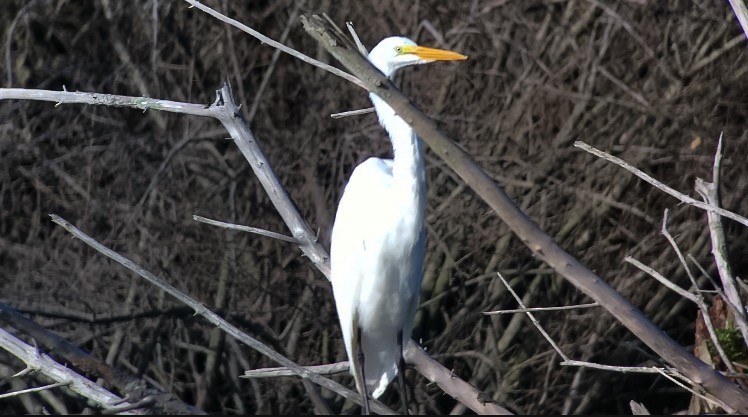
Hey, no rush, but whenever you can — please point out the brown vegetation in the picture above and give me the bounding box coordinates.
[2,0,748,414]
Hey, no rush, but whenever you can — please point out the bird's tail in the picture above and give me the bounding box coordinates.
[349,312,372,413]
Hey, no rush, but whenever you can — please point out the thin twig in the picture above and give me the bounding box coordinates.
[694,133,748,348]
[193,215,302,244]
[483,302,600,315]
[574,141,748,228]
[0,381,71,400]
[182,0,365,89]
[242,362,350,379]
[655,368,732,413]
[560,360,678,375]
[346,21,368,55]
[660,209,738,374]
[330,107,374,119]
[688,254,748,331]
[48,214,396,415]
[624,256,697,303]
[495,272,569,360]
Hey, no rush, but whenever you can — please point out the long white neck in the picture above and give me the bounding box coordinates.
[369,93,425,198]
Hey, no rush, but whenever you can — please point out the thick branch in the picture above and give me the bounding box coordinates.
[49,214,395,415]
[0,328,139,413]
[403,341,511,415]
[0,301,206,415]
[0,88,214,117]
[0,84,507,414]
[207,85,509,414]
[299,13,748,413]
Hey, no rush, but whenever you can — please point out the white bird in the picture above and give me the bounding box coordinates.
[330,36,467,414]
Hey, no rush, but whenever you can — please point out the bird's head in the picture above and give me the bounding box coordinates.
[367,36,467,78]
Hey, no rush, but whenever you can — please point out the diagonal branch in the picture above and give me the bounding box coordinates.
[0,328,141,413]
[0,301,206,414]
[182,0,365,89]
[48,214,396,415]
[298,13,748,413]
[575,140,748,228]
[205,85,511,414]
[0,84,509,415]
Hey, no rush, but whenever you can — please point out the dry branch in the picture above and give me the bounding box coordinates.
[206,85,509,414]
[694,135,748,347]
[193,215,302,244]
[0,302,206,414]
[299,13,748,413]
[242,361,350,379]
[574,140,748,228]
[728,0,748,41]
[0,328,141,414]
[0,83,509,415]
[403,340,512,415]
[48,214,396,416]
[182,0,365,89]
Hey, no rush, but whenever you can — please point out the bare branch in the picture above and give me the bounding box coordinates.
[495,273,569,361]
[182,0,365,89]
[48,214,397,415]
[483,302,600,315]
[728,0,748,41]
[0,88,214,117]
[0,301,206,414]
[625,256,696,302]
[694,134,748,347]
[207,84,332,278]
[688,254,748,331]
[574,140,748,228]
[330,107,375,119]
[0,83,502,414]
[660,209,739,375]
[346,21,368,55]
[300,13,748,413]
[560,360,679,375]
[403,340,513,415]
[242,362,350,379]
[655,368,732,413]
[626,256,735,377]
[0,328,140,413]
[193,215,302,244]
[0,381,71,400]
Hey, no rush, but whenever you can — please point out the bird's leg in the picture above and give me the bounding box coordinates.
[356,325,371,415]
[397,330,410,415]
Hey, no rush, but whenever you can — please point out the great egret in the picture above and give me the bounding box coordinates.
[330,37,467,414]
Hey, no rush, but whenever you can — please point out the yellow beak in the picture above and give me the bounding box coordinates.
[402,45,468,61]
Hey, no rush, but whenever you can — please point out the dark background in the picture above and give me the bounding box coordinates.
[1,0,747,414]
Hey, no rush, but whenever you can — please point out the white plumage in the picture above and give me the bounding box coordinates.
[329,36,467,411]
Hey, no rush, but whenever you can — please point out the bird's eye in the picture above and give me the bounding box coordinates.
[394,46,403,54]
